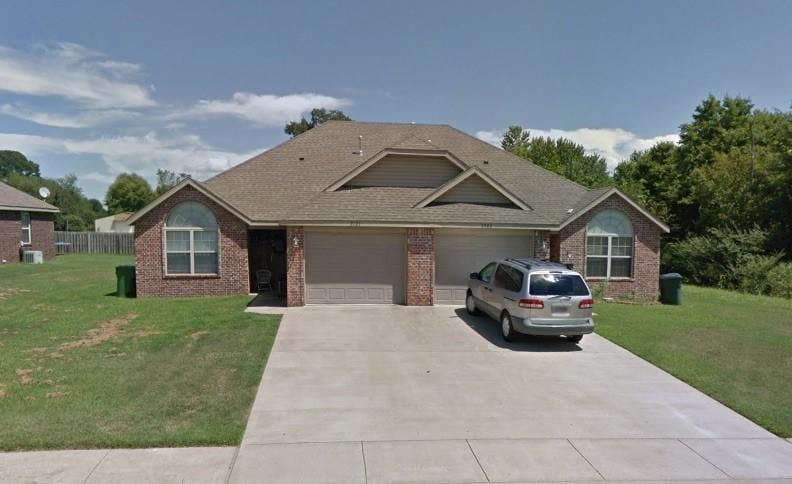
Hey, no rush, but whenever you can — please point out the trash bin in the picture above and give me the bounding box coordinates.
[659,273,683,305]
[116,265,136,298]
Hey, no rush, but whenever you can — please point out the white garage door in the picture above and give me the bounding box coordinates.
[305,230,405,304]
[435,229,535,305]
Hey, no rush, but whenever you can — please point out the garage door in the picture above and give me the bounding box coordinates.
[435,230,535,305]
[305,230,405,304]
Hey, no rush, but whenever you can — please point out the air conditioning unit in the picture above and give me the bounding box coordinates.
[23,251,44,264]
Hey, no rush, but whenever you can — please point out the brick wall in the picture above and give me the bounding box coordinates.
[406,227,434,306]
[554,194,662,300]
[0,210,55,263]
[134,186,249,297]
[286,226,305,307]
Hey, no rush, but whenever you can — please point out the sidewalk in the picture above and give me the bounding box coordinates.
[0,447,236,484]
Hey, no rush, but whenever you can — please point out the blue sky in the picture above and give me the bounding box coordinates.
[1,0,790,201]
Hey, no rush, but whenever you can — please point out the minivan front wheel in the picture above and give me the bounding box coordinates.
[501,313,515,342]
[465,293,479,315]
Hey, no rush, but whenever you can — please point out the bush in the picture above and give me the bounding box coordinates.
[663,227,791,298]
[767,262,792,298]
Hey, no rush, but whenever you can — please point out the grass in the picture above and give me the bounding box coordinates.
[0,255,280,451]
[595,285,792,437]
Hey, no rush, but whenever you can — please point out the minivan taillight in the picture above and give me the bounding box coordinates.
[519,298,544,309]
[579,298,594,309]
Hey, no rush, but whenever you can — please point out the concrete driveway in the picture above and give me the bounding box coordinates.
[231,305,792,483]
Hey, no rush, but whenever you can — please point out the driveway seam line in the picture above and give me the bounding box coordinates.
[360,441,368,484]
[82,449,110,484]
[677,438,733,479]
[466,439,490,482]
[566,439,606,481]
[224,445,241,484]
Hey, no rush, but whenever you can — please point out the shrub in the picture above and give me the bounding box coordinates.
[662,227,791,298]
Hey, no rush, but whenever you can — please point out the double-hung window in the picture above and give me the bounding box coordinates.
[21,212,31,245]
[165,202,219,275]
[585,210,633,278]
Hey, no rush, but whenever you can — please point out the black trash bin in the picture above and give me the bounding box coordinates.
[116,265,136,298]
[659,273,682,305]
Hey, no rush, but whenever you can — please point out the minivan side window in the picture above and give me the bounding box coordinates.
[494,265,523,292]
[479,263,496,283]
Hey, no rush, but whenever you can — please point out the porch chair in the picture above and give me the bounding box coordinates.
[255,269,274,293]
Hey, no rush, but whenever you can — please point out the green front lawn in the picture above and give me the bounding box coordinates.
[0,255,279,451]
[596,285,792,437]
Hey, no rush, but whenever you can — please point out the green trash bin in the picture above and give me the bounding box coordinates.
[659,273,682,305]
[116,265,136,298]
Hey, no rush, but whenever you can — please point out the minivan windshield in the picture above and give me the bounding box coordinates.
[530,273,589,296]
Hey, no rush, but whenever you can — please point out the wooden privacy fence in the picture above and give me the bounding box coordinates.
[55,231,134,255]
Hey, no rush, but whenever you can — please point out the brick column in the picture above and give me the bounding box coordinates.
[549,233,561,261]
[406,227,434,306]
[286,226,305,307]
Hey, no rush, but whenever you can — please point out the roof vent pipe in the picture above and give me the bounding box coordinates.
[358,135,363,157]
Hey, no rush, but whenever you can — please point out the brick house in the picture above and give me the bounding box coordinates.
[0,181,58,264]
[128,122,669,305]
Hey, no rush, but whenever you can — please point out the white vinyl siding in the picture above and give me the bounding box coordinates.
[434,175,514,205]
[348,155,461,188]
[305,229,406,304]
[434,229,535,305]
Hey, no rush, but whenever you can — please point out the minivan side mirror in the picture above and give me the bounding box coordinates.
[469,272,480,280]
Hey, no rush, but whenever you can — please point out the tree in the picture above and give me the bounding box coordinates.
[155,169,189,195]
[104,173,154,215]
[614,94,792,253]
[6,171,104,231]
[500,126,612,188]
[0,150,40,179]
[284,108,351,137]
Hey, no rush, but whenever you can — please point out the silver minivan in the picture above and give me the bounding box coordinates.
[466,258,594,342]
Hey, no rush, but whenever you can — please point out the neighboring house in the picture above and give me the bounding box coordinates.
[128,122,669,305]
[94,212,134,233]
[0,181,59,264]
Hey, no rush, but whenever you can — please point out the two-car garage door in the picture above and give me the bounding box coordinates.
[434,230,535,305]
[305,230,406,304]
[304,228,535,305]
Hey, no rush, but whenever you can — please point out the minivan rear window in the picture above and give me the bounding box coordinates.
[529,274,589,296]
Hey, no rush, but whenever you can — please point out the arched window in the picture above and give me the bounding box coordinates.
[586,210,633,278]
[165,202,219,275]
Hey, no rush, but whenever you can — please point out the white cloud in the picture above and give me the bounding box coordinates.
[476,128,679,170]
[171,92,351,126]
[0,131,263,184]
[0,42,156,108]
[0,104,139,128]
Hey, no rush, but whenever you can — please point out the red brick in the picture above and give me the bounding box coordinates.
[286,226,305,307]
[552,194,662,301]
[134,186,249,297]
[406,227,434,306]
[0,210,55,264]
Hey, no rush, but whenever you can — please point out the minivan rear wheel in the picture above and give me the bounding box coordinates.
[566,334,583,343]
[465,293,479,315]
[501,313,515,342]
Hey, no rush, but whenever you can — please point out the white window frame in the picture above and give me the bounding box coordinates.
[21,212,31,245]
[586,234,633,279]
[164,203,220,276]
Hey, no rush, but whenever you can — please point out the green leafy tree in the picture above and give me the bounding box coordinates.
[615,94,792,254]
[155,169,190,195]
[0,150,41,178]
[284,108,351,137]
[500,126,612,188]
[6,172,104,231]
[104,173,154,215]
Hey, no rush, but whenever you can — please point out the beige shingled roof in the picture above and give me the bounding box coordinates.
[0,181,59,212]
[204,121,614,228]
